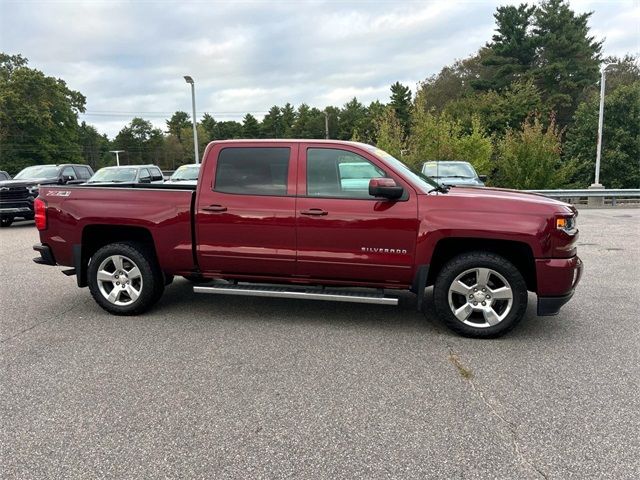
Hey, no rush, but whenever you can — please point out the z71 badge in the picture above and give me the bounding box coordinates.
[46,191,71,197]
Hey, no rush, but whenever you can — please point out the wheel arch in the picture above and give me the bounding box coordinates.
[426,237,537,292]
[76,224,159,287]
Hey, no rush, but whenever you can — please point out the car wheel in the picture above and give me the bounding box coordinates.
[0,217,14,227]
[433,252,528,338]
[88,242,164,315]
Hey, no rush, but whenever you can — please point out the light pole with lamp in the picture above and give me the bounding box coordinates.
[184,76,200,164]
[589,63,617,204]
[109,150,124,167]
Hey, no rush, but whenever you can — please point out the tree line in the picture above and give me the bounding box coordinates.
[1,0,638,188]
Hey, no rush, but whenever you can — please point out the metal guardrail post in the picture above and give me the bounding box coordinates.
[587,184,605,207]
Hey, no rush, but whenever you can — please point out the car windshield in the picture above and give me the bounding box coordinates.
[361,144,440,190]
[14,165,59,179]
[422,162,476,178]
[170,165,200,181]
[88,168,137,183]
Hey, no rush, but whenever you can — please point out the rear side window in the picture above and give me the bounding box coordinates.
[73,166,92,180]
[215,147,290,196]
[61,166,77,180]
[138,168,150,181]
[150,167,163,181]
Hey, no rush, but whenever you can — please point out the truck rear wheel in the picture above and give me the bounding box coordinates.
[433,252,528,338]
[88,242,164,315]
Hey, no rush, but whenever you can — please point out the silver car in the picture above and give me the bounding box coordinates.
[421,161,486,187]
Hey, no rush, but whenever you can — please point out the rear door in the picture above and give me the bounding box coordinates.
[196,143,298,277]
[295,144,419,285]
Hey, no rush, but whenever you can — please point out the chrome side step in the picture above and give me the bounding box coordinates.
[193,283,399,306]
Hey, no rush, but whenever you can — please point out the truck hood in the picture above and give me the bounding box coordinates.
[0,178,58,188]
[430,186,574,214]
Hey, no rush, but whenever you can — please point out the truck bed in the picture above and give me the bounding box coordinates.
[38,184,196,274]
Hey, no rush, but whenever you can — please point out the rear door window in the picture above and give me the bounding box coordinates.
[61,166,77,180]
[214,147,290,196]
[73,166,92,180]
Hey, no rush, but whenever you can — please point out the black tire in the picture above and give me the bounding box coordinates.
[88,242,164,315]
[1,217,14,227]
[433,251,528,339]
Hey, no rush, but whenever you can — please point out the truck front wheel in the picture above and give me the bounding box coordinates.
[88,242,164,315]
[433,252,528,338]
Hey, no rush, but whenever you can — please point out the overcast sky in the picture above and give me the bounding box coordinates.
[1,0,638,138]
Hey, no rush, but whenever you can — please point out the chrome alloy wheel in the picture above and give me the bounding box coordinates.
[96,255,143,306]
[447,267,514,328]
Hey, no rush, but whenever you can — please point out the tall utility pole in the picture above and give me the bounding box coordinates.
[109,150,124,166]
[184,76,200,164]
[324,112,329,139]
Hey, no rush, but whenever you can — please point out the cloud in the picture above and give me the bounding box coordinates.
[1,0,637,137]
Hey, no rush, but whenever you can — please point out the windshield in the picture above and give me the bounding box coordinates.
[14,165,59,179]
[88,168,137,183]
[422,162,476,178]
[170,165,200,181]
[361,144,440,190]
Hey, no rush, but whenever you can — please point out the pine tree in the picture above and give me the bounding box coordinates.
[533,0,602,126]
[389,82,412,137]
[242,113,260,138]
[474,4,537,91]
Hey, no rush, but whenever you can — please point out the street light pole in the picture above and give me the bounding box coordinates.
[184,76,200,164]
[324,112,329,139]
[592,63,616,188]
[109,150,124,167]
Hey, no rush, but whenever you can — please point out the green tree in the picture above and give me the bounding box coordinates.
[216,121,243,139]
[409,91,493,173]
[200,113,217,140]
[77,121,110,170]
[474,4,537,91]
[338,97,367,140]
[280,103,296,137]
[602,54,640,92]
[0,53,86,173]
[261,106,283,138]
[495,114,573,189]
[242,113,260,138]
[166,111,191,141]
[374,107,405,159]
[565,82,640,188]
[416,49,493,113]
[533,0,602,126]
[389,81,412,137]
[445,79,542,134]
[113,117,164,165]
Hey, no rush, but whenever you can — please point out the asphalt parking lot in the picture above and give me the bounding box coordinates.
[1,208,639,479]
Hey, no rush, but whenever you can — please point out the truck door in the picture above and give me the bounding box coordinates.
[295,144,419,285]
[196,143,298,277]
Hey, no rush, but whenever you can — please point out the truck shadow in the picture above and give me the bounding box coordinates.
[155,279,562,340]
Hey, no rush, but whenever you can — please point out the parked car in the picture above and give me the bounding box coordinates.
[33,140,582,338]
[0,171,11,181]
[422,161,486,187]
[166,164,201,185]
[86,165,164,185]
[0,164,93,227]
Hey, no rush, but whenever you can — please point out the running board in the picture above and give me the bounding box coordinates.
[193,283,399,306]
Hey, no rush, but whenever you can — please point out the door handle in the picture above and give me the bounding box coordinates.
[203,204,227,212]
[300,208,328,216]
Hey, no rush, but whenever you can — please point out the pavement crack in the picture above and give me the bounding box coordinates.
[0,299,85,345]
[445,343,548,480]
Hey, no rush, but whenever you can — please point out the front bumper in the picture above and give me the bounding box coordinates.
[33,243,56,266]
[536,256,583,316]
[0,206,32,215]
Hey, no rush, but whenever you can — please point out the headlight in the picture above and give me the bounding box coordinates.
[28,184,40,195]
[556,215,577,235]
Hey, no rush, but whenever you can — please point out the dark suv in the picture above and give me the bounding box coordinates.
[0,164,93,227]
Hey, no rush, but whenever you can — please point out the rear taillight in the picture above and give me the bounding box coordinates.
[34,197,47,230]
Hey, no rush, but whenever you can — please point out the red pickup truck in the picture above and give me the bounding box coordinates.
[33,140,582,338]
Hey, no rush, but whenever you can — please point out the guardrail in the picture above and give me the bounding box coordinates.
[526,188,640,206]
